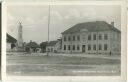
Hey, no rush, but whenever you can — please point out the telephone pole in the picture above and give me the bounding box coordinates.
[47,5,51,56]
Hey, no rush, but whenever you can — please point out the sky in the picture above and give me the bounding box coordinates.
[7,5,121,44]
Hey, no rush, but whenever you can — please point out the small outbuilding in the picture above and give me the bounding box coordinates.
[6,33,17,52]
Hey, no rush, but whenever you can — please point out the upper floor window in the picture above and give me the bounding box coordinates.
[73,45,75,50]
[88,34,91,40]
[68,36,71,41]
[99,34,102,40]
[73,36,75,41]
[64,45,66,50]
[77,35,80,41]
[82,35,85,41]
[93,44,96,50]
[88,44,91,50]
[104,34,108,40]
[64,36,66,41]
[104,44,107,50]
[99,44,102,50]
[93,34,96,40]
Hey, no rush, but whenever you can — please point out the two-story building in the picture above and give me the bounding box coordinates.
[61,21,121,55]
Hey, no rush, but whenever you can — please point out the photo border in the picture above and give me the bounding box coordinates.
[2,1,127,82]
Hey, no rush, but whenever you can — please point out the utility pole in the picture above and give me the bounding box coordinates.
[47,4,51,56]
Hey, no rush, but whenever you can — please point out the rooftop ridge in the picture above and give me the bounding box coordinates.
[61,21,121,34]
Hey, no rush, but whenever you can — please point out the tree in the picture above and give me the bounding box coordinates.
[40,41,48,53]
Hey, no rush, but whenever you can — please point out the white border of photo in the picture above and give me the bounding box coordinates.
[2,1,127,82]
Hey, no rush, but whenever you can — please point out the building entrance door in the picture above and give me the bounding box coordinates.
[82,45,86,52]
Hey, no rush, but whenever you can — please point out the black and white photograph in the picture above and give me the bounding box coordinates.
[6,4,122,77]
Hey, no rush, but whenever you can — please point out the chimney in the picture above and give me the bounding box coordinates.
[111,22,114,26]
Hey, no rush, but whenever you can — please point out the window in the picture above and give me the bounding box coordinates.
[88,44,91,50]
[88,34,91,40]
[73,36,75,41]
[104,44,107,50]
[93,34,96,40]
[51,48,53,52]
[68,45,70,50]
[104,34,108,40]
[73,45,75,50]
[99,44,102,50]
[82,36,85,41]
[64,36,66,41]
[93,44,96,50]
[77,45,80,50]
[99,34,102,40]
[77,35,80,41]
[64,45,66,50]
[68,36,71,41]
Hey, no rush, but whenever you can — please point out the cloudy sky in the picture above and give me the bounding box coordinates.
[7,5,121,43]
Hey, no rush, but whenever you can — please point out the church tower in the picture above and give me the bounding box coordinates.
[17,22,23,51]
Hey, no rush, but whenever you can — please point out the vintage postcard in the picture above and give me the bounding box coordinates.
[2,1,127,82]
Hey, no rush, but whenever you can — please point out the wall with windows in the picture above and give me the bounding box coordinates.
[86,31,111,54]
[62,33,83,53]
[61,30,121,55]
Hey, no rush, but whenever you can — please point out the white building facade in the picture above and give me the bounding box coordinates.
[61,21,121,55]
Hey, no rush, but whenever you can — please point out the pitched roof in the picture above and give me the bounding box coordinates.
[25,42,39,48]
[47,41,58,46]
[7,33,17,43]
[61,21,121,34]
[40,41,48,46]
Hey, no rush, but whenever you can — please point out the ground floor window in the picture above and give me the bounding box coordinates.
[68,45,70,50]
[104,44,107,50]
[51,48,53,52]
[93,44,96,50]
[88,44,91,50]
[73,45,75,50]
[64,45,66,50]
[99,44,102,50]
[77,45,80,50]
